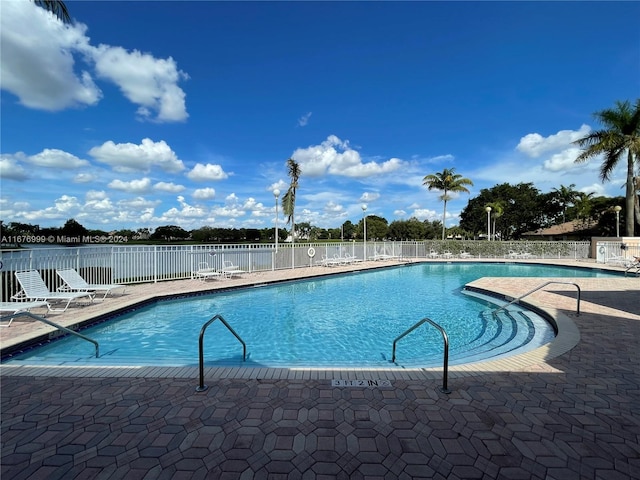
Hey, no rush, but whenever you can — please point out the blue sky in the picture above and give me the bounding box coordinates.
[1,1,639,233]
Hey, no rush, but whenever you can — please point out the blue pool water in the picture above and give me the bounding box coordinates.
[5,263,618,368]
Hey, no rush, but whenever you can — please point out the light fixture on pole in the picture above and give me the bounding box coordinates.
[362,204,367,261]
[485,206,492,241]
[273,189,280,252]
[614,205,622,238]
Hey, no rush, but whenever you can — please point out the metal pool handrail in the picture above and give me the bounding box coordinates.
[392,317,450,394]
[492,281,581,316]
[0,311,99,357]
[196,314,246,392]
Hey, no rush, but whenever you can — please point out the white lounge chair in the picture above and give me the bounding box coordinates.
[459,250,473,259]
[13,270,93,312]
[317,255,341,267]
[606,254,628,267]
[343,253,363,264]
[440,250,454,259]
[57,268,126,300]
[0,301,50,327]
[369,250,390,261]
[428,249,440,259]
[221,261,245,278]
[194,262,223,281]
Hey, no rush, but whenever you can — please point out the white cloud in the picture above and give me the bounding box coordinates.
[542,147,585,172]
[26,149,90,169]
[411,208,439,221]
[0,155,29,181]
[0,2,188,122]
[108,177,152,193]
[89,138,185,173]
[159,196,208,219]
[243,198,259,210]
[187,163,229,181]
[17,194,83,221]
[517,124,591,158]
[85,190,107,201]
[118,197,161,209]
[154,182,185,193]
[324,201,343,214]
[581,183,607,196]
[0,2,101,111]
[74,173,98,183]
[54,195,81,213]
[212,206,246,218]
[298,112,312,127]
[291,135,405,178]
[193,188,216,200]
[1,150,89,180]
[360,192,380,202]
[90,45,189,122]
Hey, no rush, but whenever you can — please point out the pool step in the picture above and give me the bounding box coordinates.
[447,309,554,365]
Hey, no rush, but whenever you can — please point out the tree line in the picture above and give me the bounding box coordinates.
[0,182,626,245]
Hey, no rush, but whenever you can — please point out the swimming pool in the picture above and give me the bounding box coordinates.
[3,263,618,368]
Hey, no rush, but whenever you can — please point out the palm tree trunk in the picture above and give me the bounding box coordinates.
[441,200,447,240]
[626,152,635,236]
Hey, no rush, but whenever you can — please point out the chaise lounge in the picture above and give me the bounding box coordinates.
[57,268,126,301]
[193,262,223,281]
[13,270,93,312]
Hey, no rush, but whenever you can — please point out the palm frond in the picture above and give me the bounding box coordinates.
[33,0,72,23]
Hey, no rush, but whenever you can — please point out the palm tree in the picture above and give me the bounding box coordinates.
[574,99,640,236]
[423,168,474,240]
[552,184,577,224]
[33,0,72,23]
[573,192,595,227]
[282,158,301,244]
[486,201,504,240]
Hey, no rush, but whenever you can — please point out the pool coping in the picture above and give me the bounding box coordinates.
[0,259,626,382]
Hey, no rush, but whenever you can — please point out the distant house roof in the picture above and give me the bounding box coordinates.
[524,219,596,237]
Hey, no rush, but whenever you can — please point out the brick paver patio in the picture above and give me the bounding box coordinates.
[2,260,639,479]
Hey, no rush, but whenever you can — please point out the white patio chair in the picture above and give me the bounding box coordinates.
[57,268,126,300]
[13,270,93,312]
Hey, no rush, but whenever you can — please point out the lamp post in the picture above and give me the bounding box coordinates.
[485,206,492,241]
[362,204,367,261]
[273,189,280,252]
[614,205,622,238]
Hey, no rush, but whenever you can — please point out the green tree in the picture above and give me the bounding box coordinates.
[574,99,640,236]
[33,1,72,23]
[388,218,427,240]
[359,215,388,241]
[61,218,87,238]
[573,192,595,225]
[296,222,312,240]
[151,225,189,241]
[282,158,301,243]
[423,220,442,239]
[327,227,342,239]
[423,168,474,240]
[191,226,216,243]
[552,184,578,224]
[460,183,557,239]
[341,220,356,240]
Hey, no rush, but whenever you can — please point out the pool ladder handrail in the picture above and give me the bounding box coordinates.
[196,314,246,392]
[392,317,450,394]
[0,311,99,358]
[491,280,581,317]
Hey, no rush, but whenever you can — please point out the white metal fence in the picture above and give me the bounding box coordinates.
[0,240,594,302]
